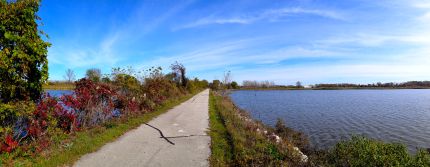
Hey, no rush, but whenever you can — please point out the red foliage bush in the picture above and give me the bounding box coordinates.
[0,69,201,155]
[73,79,116,127]
[1,135,18,153]
[28,94,58,138]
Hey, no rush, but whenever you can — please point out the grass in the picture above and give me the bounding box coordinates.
[9,91,200,167]
[209,91,304,166]
[43,82,75,90]
[208,91,233,166]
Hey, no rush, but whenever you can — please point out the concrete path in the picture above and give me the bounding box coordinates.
[74,89,210,167]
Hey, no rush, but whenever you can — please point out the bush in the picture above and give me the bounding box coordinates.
[0,64,200,161]
[322,136,430,166]
[73,79,116,127]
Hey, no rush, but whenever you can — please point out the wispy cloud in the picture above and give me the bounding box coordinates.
[178,7,345,29]
[137,37,342,73]
[317,33,430,47]
[48,1,194,74]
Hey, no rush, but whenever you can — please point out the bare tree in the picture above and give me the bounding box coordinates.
[64,69,76,83]
[222,71,232,86]
[170,61,187,87]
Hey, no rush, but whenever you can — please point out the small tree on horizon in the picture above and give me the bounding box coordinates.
[211,80,221,90]
[222,71,232,88]
[86,68,101,82]
[64,69,76,83]
[170,61,187,87]
[296,81,302,88]
[231,81,239,89]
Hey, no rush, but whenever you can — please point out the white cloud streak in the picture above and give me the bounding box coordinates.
[178,7,345,29]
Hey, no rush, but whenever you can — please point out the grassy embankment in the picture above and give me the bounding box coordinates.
[209,91,307,166]
[209,90,430,166]
[8,91,201,167]
[42,82,75,90]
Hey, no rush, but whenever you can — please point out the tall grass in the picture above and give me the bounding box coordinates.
[209,91,233,166]
[43,82,75,90]
[209,91,306,166]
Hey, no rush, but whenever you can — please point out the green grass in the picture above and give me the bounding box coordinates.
[43,82,75,90]
[209,91,303,166]
[316,136,430,166]
[10,92,199,167]
[208,91,233,166]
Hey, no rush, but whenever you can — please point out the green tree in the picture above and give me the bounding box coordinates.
[86,68,101,82]
[211,80,221,90]
[0,0,51,102]
[230,81,238,89]
[296,81,303,88]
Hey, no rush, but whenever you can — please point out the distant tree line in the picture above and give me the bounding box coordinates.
[313,81,430,89]
[242,80,276,88]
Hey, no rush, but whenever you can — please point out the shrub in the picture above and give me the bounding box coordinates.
[0,101,34,140]
[1,135,18,153]
[73,79,116,127]
[323,136,430,166]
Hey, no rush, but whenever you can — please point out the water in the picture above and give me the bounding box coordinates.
[45,90,73,97]
[230,89,430,152]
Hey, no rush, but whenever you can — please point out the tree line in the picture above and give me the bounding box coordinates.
[313,81,430,89]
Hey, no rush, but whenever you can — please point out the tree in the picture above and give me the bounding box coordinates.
[296,81,302,88]
[222,71,232,88]
[231,81,239,89]
[63,69,76,83]
[211,80,221,90]
[170,61,187,87]
[86,68,101,82]
[0,0,51,102]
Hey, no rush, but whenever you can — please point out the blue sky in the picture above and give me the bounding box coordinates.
[39,0,430,85]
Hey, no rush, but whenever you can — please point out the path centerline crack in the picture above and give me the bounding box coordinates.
[144,123,175,145]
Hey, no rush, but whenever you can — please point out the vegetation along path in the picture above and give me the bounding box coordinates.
[74,89,210,167]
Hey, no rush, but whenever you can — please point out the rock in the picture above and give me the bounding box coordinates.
[293,147,308,163]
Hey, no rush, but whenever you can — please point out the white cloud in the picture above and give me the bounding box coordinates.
[413,2,430,9]
[418,12,430,21]
[318,33,430,47]
[136,37,344,75]
[178,7,345,29]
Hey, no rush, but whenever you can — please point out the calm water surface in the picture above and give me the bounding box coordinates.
[45,90,73,97]
[230,89,430,151]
